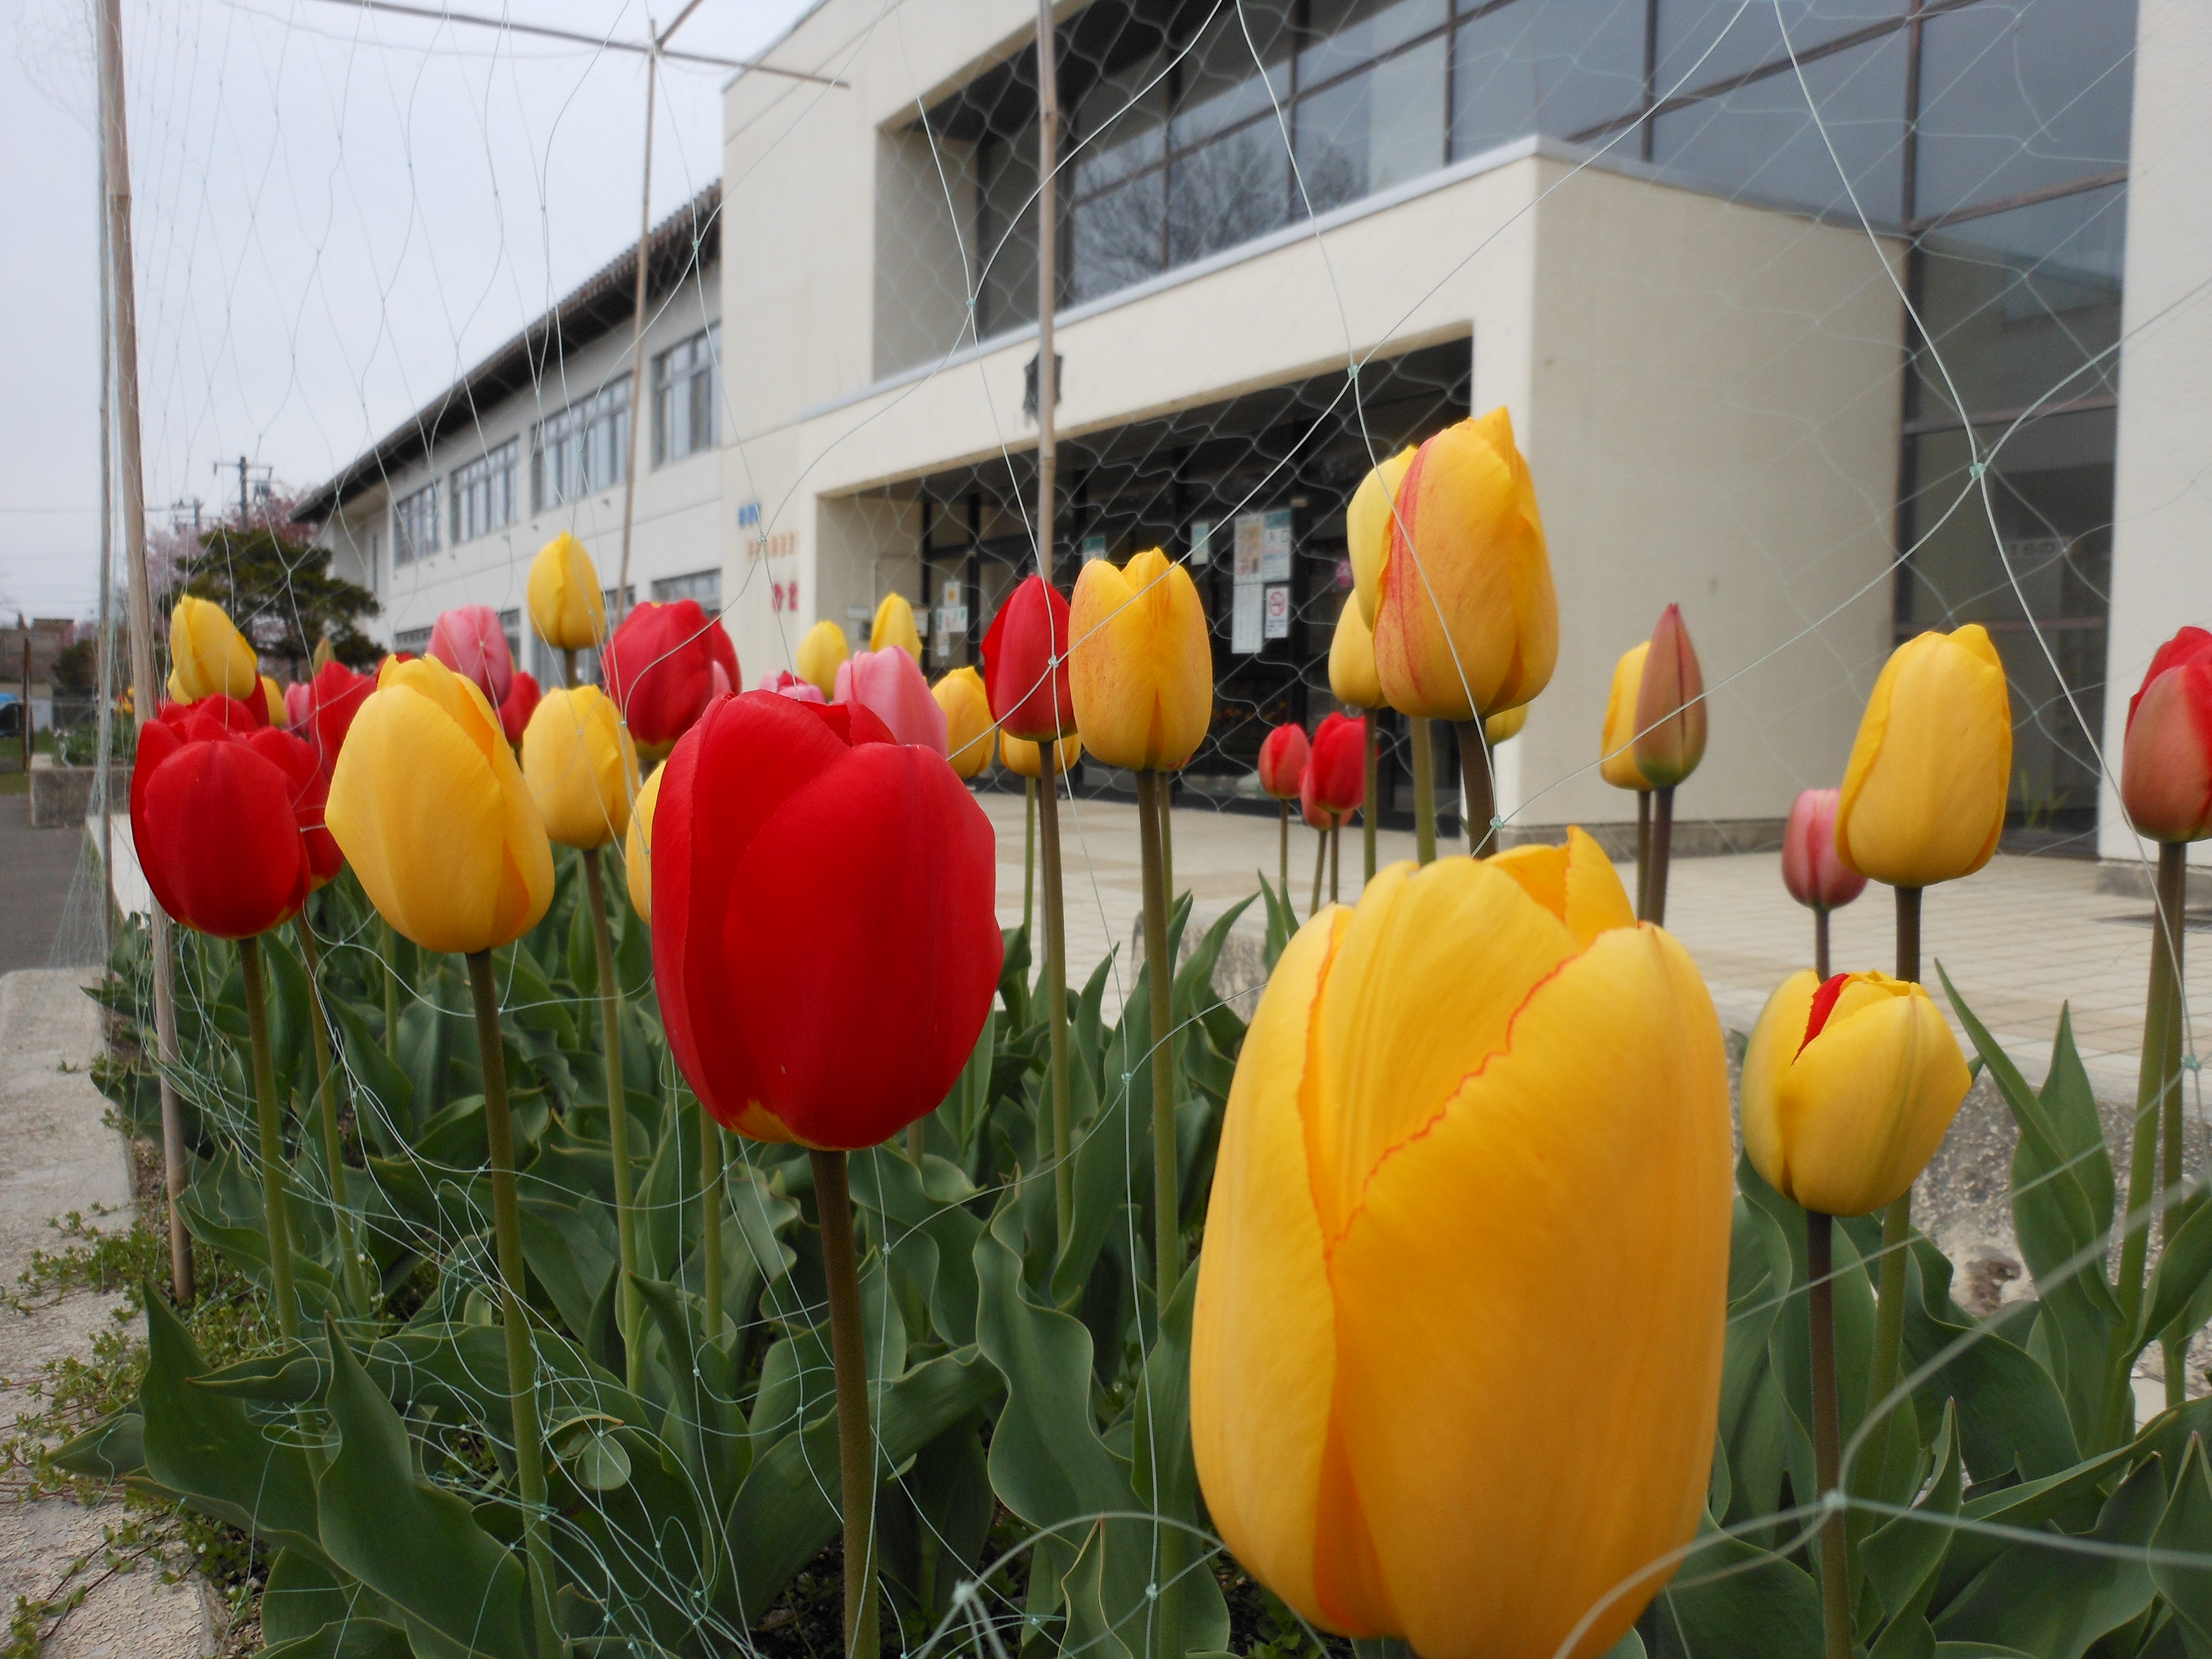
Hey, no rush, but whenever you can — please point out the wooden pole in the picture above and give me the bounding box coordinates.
[1034,0,1058,587]
[99,0,193,1304]
[613,44,659,629]
[95,132,117,960]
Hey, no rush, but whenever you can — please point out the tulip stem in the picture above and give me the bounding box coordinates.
[1138,770,1182,1311]
[293,915,372,1315]
[1806,1210,1853,1659]
[1278,801,1289,895]
[1362,713,1377,886]
[2158,842,2193,1408]
[1863,884,1923,1486]
[561,649,577,690]
[1023,778,1037,941]
[1329,822,1340,905]
[703,1108,726,1344]
[1038,744,1073,1256]
[810,1148,880,1659]
[380,916,402,1063]
[1646,786,1676,926]
[1159,782,1175,907]
[465,950,562,1659]
[237,935,299,1342]
[1815,906,1831,981]
[1636,792,1653,921]
[1310,821,1328,920]
[1454,721,1494,856]
[1410,717,1437,866]
[1895,885,1922,985]
[584,849,644,1394]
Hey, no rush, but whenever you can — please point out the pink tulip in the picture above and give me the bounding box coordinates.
[283,680,312,732]
[834,647,948,753]
[1782,787,1866,911]
[427,605,515,706]
[759,668,827,705]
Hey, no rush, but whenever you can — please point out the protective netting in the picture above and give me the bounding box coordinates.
[12,1,2211,1657]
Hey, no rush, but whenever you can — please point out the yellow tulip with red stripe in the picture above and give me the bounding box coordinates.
[1347,446,1417,627]
[1741,969,1971,1218]
[1070,547,1212,770]
[327,655,554,955]
[1192,830,1730,1659]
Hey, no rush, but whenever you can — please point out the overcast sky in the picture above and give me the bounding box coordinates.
[0,0,813,621]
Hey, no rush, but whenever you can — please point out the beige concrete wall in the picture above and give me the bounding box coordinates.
[2100,0,2212,867]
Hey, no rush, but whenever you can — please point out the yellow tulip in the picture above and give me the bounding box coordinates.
[625,762,662,923]
[1484,703,1527,745]
[871,592,923,661]
[1599,642,1653,791]
[1347,446,1418,628]
[795,619,849,698]
[521,685,639,851]
[933,666,995,780]
[327,655,554,955]
[1354,410,1556,723]
[1069,547,1212,770]
[1834,625,2011,888]
[1328,595,1382,710]
[1741,969,1971,1217]
[1192,847,1730,1659]
[168,595,260,703]
[527,531,606,652]
[260,676,286,728]
[999,729,1081,778]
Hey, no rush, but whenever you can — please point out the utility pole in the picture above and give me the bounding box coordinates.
[216,458,269,527]
[100,0,194,1304]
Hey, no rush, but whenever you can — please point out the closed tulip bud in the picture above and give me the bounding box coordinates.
[1599,643,1653,791]
[168,595,261,704]
[327,655,555,955]
[981,574,1076,739]
[1782,788,1866,911]
[933,666,995,779]
[1070,547,1212,770]
[794,619,850,698]
[1309,712,1365,815]
[499,671,542,746]
[836,647,949,753]
[999,729,1082,779]
[1346,446,1417,628]
[1257,722,1310,801]
[2120,626,2212,842]
[1485,703,1528,745]
[297,660,373,779]
[1193,842,1729,1659]
[283,680,311,732]
[1741,969,1971,1217]
[871,592,923,661]
[1357,409,1557,723]
[1835,625,2011,888]
[1298,763,1338,831]
[1632,605,1706,789]
[528,531,606,651]
[130,706,329,938]
[604,600,741,751]
[522,685,639,850]
[258,675,286,729]
[1328,595,1383,711]
[428,605,516,707]
[760,667,827,705]
[651,692,1002,1148]
[625,762,663,922]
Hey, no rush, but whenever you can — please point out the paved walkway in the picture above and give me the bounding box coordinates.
[0,969,213,1659]
[0,800,96,975]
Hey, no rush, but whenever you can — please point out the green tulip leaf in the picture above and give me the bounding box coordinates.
[50,1408,145,1483]
[1057,1520,1135,1659]
[1647,1524,1823,1659]
[262,1548,394,1647]
[2150,1434,2212,1654]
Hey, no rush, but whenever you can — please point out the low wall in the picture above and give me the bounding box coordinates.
[28,765,95,830]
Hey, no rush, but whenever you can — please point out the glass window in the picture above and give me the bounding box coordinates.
[1912,183,2126,423]
[654,325,721,466]
[1450,0,1647,158]
[1649,27,1908,221]
[1073,56,1168,195]
[1169,127,1292,264]
[1301,0,1447,87]
[1073,174,1168,300]
[393,625,433,654]
[1168,0,1294,151]
[450,438,518,544]
[531,382,630,513]
[1914,0,2136,219]
[977,127,1042,335]
[651,568,723,611]
[1296,17,1448,214]
[393,483,438,567]
[1654,0,1904,97]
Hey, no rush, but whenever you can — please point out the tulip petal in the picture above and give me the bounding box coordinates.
[1327,926,1731,1659]
[1776,990,1971,1216]
[1740,969,1821,1201]
[1486,827,1636,947]
[1599,643,1653,792]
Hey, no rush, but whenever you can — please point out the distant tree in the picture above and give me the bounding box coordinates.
[176,508,382,673]
[51,639,96,693]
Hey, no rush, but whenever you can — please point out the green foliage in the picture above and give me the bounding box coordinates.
[178,526,380,669]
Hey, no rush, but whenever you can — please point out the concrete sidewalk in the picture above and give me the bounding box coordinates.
[0,969,212,1659]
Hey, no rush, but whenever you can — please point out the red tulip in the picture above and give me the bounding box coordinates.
[129,706,332,937]
[2122,626,2212,843]
[981,574,1076,740]
[1781,787,1866,911]
[604,599,741,749]
[500,670,543,746]
[160,692,267,731]
[297,660,374,778]
[1632,603,1707,790]
[1308,710,1366,814]
[428,605,516,706]
[1300,763,1340,832]
[1256,722,1309,801]
[651,691,1002,1149]
[835,647,948,753]
[759,668,826,705]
